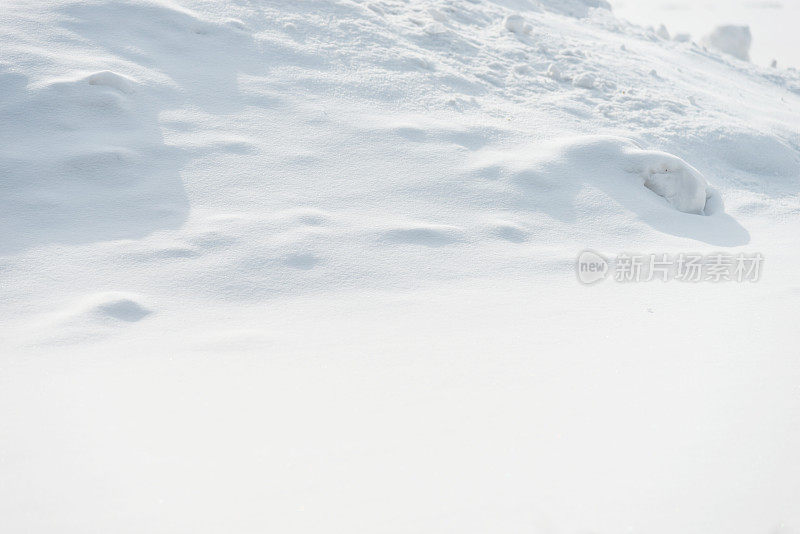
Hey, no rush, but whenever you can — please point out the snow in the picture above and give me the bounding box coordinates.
[611,0,800,68]
[1,0,800,533]
[504,14,530,34]
[572,71,596,88]
[472,136,715,215]
[704,25,753,62]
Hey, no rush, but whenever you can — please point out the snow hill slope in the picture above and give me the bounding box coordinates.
[1,1,800,533]
[2,0,799,310]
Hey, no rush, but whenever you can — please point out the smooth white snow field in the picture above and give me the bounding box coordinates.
[1,1,799,533]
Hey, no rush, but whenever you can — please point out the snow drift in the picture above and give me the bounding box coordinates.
[475,136,717,215]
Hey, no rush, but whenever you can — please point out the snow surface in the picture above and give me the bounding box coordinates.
[612,0,800,68]
[2,0,800,533]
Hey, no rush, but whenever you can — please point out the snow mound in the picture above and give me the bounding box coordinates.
[504,15,530,34]
[627,148,715,215]
[84,70,136,94]
[477,136,716,216]
[703,25,752,61]
[56,292,153,325]
[88,293,152,322]
[573,72,596,89]
[0,67,188,253]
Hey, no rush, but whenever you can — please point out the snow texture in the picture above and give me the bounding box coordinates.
[1,1,800,533]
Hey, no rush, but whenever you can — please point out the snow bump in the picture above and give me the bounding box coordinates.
[84,70,136,94]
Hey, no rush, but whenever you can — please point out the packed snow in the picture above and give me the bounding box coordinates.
[1,1,799,533]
